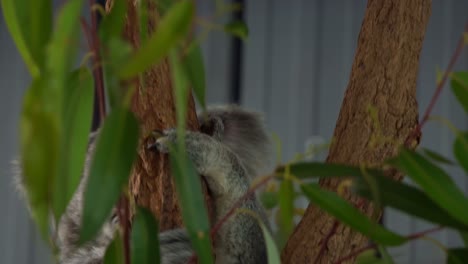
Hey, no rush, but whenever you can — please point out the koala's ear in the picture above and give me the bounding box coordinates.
[199,115,224,139]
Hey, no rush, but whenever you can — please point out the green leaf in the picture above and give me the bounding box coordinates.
[29,0,52,69]
[276,162,377,179]
[138,0,149,43]
[184,44,206,109]
[301,184,407,246]
[119,0,194,79]
[104,233,125,264]
[169,148,213,264]
[354,173,468,231]
[389,149,468,226]
[460,231,468,246]
[224,20,248,40]
[131,207,160,264]
[81,108,139,243]
[20,78,60,239]
[260,222,281,264]
[453,132,468,174]
[168,50,190,140]
[46,0,83,113]
[451,72,468,113]
[356,249,390,264]
[155,0,173,15]
[53,68,94,220]
[103,37,133,108]
[1,0,40,76]
[259,191,278,209]
[278,179,294,245]
[421,148,455,165]
[99,0,127,41]
[447,248,468,264]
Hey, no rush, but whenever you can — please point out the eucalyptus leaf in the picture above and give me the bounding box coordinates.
[29,0,52,69]
[259,191,278,209]
[278,179,294,244]
[119,0,194,79]
[389,149,468,226]
[169,148,213,264]
[53,68,94,220]
[20,78,60,239]
[104,233,125,264]
[301,184,407,246]
[453,132,468,174]
[81,108,139,243]
[354,173,468,231]
[421,148,454,165]
[184,44,206,109]
[131,207,160,264]
[446,248,468,264]
[276,162,380,180]
[224,20,248,40]
[1,0,40,76]
[99,0,127,41]
[260,222,281,264]
[451,72,468,113]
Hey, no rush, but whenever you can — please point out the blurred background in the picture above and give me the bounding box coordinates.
[1,1,467,263]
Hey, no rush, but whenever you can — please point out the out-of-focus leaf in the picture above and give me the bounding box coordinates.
[168,49,189,141]
[46,0,83,112]
[278,179,294,245]
[224,20,248,40]
[356,249,390,264]
[131,207,160,264]
[80,108,139,243]
[169,148,213,264]
[1,0,40,76]
[447,248,468,264]
[421,148,455,165]
[103,37,133,108]
[260,222,280,264]
[138,0,148,43]
[301,184,406,246]
[354,173,468,231]
[454,132,468,174]
[377,245,395,264]
[29,0,52,69]
[119,0,194,79]
[183,44,206,109]
[451,72,468,113]
[104,233,125,264]
[460,231,468,246]
[53,68,94,220]
[99,0,127,41]
[260,191,278,209]
[389,149,468,226]
[20,78,60,239]
[155,0,173,15]
[276,162,379,180]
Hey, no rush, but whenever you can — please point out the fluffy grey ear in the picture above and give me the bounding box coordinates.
[11,159,31,212]
[198,105,274,179]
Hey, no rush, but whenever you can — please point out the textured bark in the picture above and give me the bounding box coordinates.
[282,0,430,263]
[106,0,211,231]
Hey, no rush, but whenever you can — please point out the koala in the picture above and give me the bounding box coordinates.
[16,105,273,264]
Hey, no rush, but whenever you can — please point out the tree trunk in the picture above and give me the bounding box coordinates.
[282,0,431,263]
[105,0,212,231]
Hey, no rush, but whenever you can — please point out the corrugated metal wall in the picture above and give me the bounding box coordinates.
[1,1,467,263]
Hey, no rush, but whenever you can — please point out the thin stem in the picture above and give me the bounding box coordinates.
[406,21,468,146]
[334,226,444,264]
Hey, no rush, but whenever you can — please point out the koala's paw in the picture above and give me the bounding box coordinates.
[147,129,177,154]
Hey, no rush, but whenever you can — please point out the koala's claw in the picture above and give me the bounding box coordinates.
[147,129,176,153]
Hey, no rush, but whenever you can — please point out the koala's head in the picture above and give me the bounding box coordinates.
[198,105,274,179]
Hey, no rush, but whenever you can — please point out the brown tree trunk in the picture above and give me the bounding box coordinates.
[105,0,211,231]
[282,0,431,263]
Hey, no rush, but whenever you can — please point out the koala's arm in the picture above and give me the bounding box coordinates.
[155,130,268,264]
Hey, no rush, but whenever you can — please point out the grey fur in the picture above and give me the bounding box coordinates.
[15,105,273,264]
